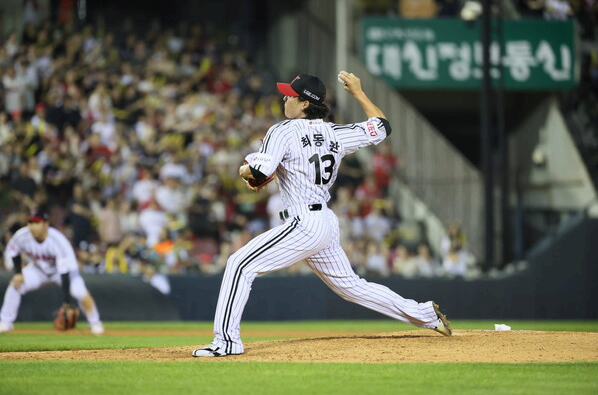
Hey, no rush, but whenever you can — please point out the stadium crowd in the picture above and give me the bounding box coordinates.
[0,12,475,287]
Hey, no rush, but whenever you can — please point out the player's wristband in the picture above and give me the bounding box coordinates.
[379,118,392,136]
[13,255,22,274]
[250,166,269,182]
[61,273,72,304]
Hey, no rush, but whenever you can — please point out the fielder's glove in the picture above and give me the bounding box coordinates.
[54,302,80,331]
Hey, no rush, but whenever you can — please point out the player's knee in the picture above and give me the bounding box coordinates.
[70,287,88,301]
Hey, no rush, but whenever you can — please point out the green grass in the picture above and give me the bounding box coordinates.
[1,320,597,395]
[1,361,597,395]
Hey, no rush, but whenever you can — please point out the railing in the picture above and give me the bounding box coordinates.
[344,58,484,259]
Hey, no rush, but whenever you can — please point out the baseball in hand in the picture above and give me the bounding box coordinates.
[338,72,347,86]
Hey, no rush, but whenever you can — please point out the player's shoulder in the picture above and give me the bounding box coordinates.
[11,226,32,241]
[47,227,70,242]
[267,119,294,133]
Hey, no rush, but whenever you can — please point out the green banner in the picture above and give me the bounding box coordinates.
[361,18,577,90]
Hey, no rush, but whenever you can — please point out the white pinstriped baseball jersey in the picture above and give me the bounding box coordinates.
[199,115,443,357]
[5,227,79,276]
[248,117,387,207]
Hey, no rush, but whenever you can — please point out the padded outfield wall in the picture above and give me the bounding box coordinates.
[1,218,596,322]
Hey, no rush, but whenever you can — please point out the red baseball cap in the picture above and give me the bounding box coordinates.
[276,74,326,105]
[28,207,49,223]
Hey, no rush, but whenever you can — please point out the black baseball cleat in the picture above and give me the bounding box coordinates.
[432,303,453,336]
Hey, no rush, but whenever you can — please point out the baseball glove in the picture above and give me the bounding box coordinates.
[242,161,275,192]
[243,174,275,192]
[53,303,80,331]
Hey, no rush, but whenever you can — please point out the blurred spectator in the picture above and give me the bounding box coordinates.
[520,0,574,20]
[131,166,159,209]
[88,83,112,121]
[0,112,14,145]
[66,182,94,248]
[98,196,124,245]
[119,199,140,235]
[139,199,168,247]
[90,109,117,150]
[346,239,365,274]
[187,184,220,240]
[27,156,43,186]
[543,0,573,20]
[413,243,440,277]
[4,31,19,60]
[23,0,41,27]
[10,161,37,209]
[123,232,152,274]
[155,175,190,224]
[440,220,467,257]
[99,196,128,274]
[141,264,171,295]
[363,240,390,277]
[440,222,472,277]
[209,241,231,275]
[159,154,190,183]
[77,241,103,273]
[3,65,24,121]
[17,60,38,118]
[392,244,418,278]
[442,247,468,277]
[372,141,398,193]
[363,204,392,242]
[349,200,366,239]
[335,154,364,190]
[150,227,193,274]
[354,175,382,216]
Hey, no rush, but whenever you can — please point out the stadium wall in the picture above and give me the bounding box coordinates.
[2,218,596,323]
[0,273,181,322]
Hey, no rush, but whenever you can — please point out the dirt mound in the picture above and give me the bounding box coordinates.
[2,330,597,363]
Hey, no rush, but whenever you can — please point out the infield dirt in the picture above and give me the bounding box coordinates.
[1,329,597,363]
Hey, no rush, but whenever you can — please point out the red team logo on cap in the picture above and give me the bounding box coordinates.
[367,121,378,137]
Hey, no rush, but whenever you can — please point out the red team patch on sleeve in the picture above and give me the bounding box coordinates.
[367,122,378,137]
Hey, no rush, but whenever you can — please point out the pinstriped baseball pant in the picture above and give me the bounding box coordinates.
[211,208,439,355]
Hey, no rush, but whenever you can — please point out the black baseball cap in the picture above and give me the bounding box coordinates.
[28,207,49,223]
[277,74,326,105]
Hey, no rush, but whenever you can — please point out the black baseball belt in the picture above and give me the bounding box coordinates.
[279,204,322,220]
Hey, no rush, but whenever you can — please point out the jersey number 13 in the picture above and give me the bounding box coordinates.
[309,153,335,185]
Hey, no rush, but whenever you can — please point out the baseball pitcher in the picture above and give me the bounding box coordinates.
[193,71,451,357]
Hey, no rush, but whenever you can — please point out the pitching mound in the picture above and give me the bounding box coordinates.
[2,330,597,363]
